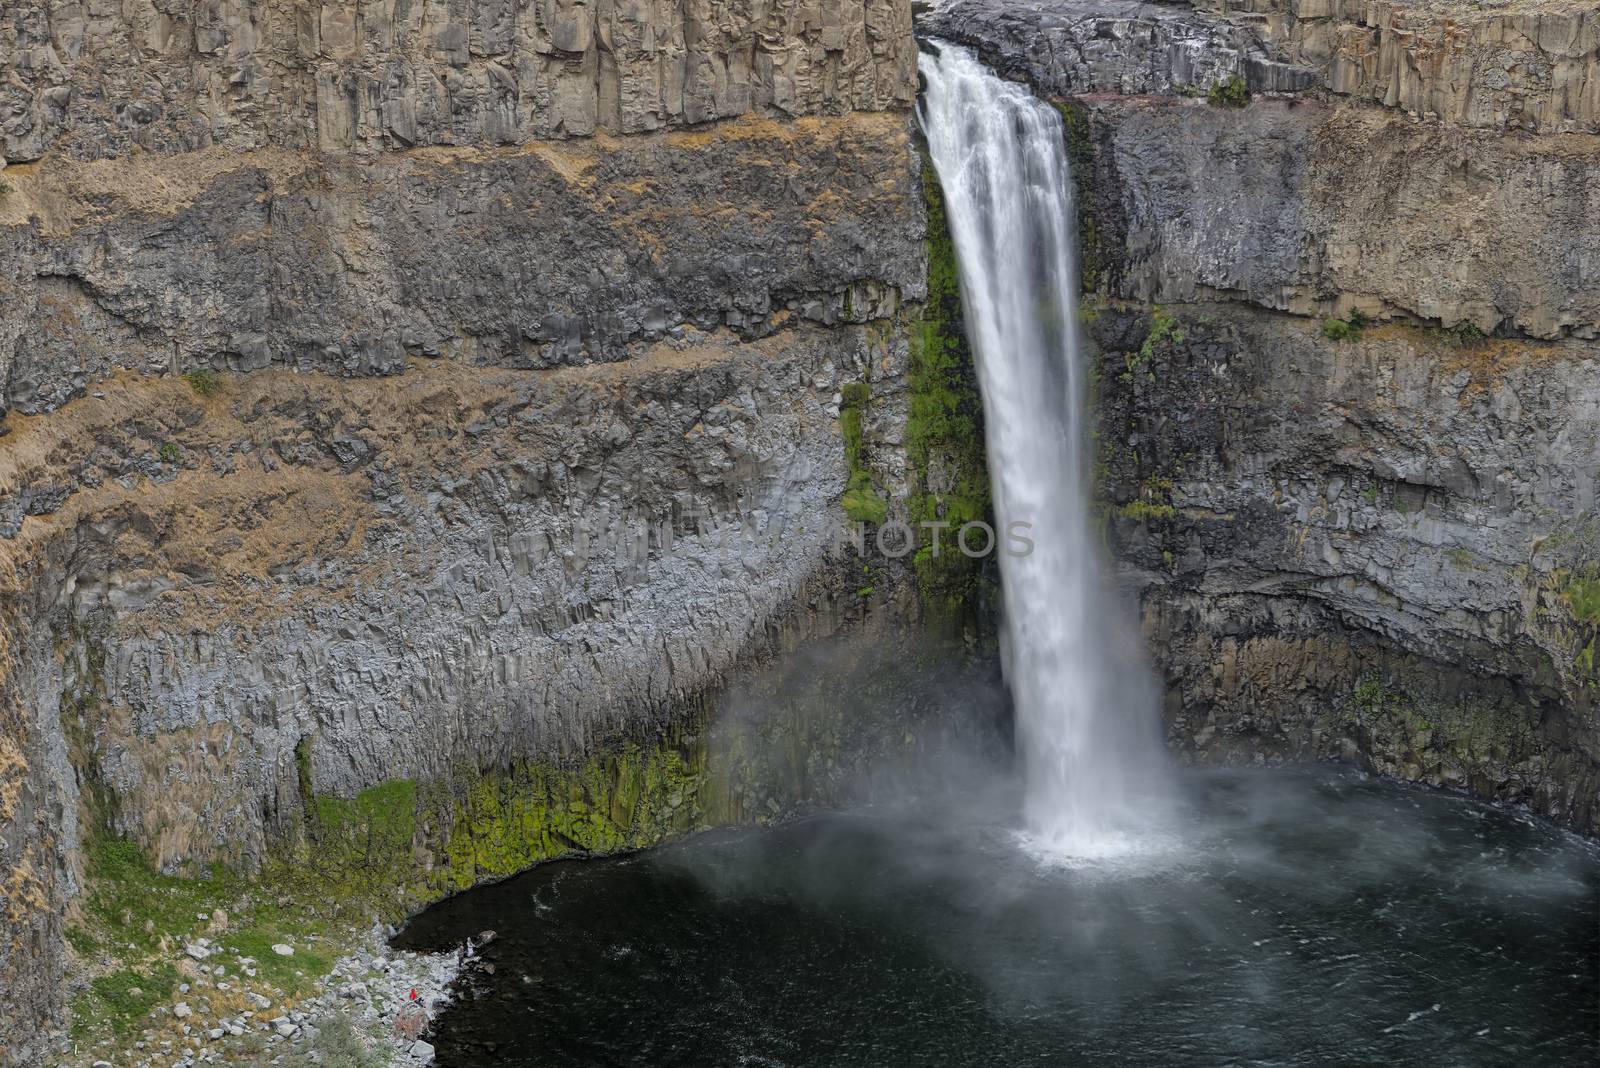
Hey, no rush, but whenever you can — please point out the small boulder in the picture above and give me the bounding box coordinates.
[271,943,294,957]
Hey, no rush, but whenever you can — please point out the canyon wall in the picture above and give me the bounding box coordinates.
[924,0,1600,829]
[0,1,935,1059]
[4,0,1596,1056]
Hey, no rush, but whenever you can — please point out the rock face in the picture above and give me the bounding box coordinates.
[1075,97,1600,339]
[923,0,1319,97]
[930,0,1600,135]
[927,0,1600,339]
[1200,0,1600,133]
[0,115,921,416]
[1091,307,1600,830]
[0,2,930,1060]
[0,0,916,160]
[924,0,1599,830]
[1,0,1595,1058]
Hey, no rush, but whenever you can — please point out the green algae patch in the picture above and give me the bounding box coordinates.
[840,380,889,525]
[1123,306,1184,381]
[429,740,710,893]
[1207,74,1251,108]
[1345,672,1542,793]
[909,160,991,619]
[1115,499,1177,522]
[1524,551,1600,694]
[1561,568,1600,626]
[1557,566,1600,686]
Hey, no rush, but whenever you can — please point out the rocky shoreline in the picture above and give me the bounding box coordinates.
[64,927,458,1068]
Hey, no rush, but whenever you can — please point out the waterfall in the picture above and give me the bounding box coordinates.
[918,42,1168,859]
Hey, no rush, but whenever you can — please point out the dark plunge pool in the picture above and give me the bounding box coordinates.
[394,768,1599,1066]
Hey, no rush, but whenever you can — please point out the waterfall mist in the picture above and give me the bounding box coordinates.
[917,41,1171,858]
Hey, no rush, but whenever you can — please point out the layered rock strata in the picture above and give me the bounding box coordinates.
[1198,0,1600,133]
[1,0,917,160]
[1,3,931,1059]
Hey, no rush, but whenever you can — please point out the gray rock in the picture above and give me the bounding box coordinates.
[922,0,1318,98]
[921,0,1600,339]
[0,0,917,163]
[1087,303,1600,828]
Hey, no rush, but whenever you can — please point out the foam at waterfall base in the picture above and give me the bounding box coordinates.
[1013,811,1186,872]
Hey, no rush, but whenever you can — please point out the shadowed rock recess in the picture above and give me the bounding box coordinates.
[0,0,1596,1059]
[924,0,1598,829]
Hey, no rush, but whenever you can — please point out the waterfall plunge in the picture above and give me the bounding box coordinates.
[918,42,1169,859]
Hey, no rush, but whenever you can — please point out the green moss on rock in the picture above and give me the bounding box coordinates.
[908,159,991,619]
[839,380,888,525]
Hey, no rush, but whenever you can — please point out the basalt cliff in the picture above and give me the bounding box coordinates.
[2,0,1597,1060]
[0,1,947,1060]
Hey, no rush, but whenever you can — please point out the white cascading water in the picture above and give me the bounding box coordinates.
[918,42,1168,859]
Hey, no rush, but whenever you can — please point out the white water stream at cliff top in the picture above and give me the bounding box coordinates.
[918,42,1170,860]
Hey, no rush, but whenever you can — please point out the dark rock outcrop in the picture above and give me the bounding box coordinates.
[1089,305,1600,831]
